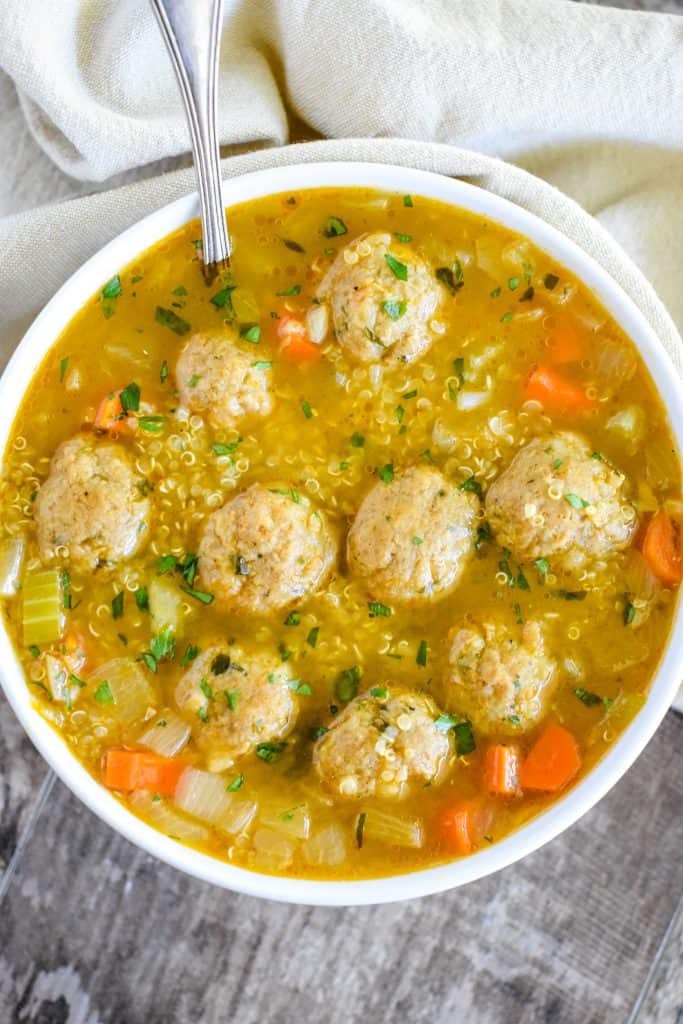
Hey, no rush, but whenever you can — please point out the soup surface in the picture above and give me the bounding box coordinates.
[1,187,681,881]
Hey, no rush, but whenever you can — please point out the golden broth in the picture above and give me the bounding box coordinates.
[1,187,679,880]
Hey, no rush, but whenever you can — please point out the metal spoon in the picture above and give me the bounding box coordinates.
[151,0,230,283]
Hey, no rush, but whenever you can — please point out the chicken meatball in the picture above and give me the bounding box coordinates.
[176,331,273,431]
[314,688,451,800]
[175,644,297,771]
[34,435,150,571]
[485,431,637,575]
[198,484,336,614]
[315,232,444,365]
[347,465,478,604]
[445,617,557,735]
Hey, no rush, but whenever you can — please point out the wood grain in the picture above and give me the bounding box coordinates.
[0,712,681,1024]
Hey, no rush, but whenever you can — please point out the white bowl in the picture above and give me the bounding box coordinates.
[1,162,681,906]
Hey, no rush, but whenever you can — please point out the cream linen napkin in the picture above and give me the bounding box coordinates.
[0,0,682,704]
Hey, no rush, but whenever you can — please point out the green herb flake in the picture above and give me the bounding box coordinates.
[240,324,261,344]
[575,687,603,707]
[460,475,482,495]
[565,493,589,510]
[403,195,414,207]
[434,713,458,733]
[306,626,320,648]
[28,645,40,658]
[137,415,167,434]
[119,382,140,413]
[368,601,392,618]
[323,216,348,238]
[555,590,587,601]
[102,275,122,299]
[160,360,169,384]
[395,232,412,243]
[289,679,312,696]
[508,276,520,290]
[623,598,636,626]
[544,273,559,290]
[382,299,407,321]
[284,611,301,627]
[453,356,465,388]
[454,721,476,756]
[335,665,361,703]
[490,286,502,298]
[500,311,513,323]
[256,741,287,763]
[155,306,191,335]
[436,266,464,294]
[356,811,367,849]
[181,643,200,666]
[416,640,428,667]
[301,400,314,419]
[384,253,408,280]
[210,284,236,310]
[111,592,124,620]
[181,585,214,605]
[253,360,272,370]
[535,558,550,577]
[376,463,395,484]
[59,357,69,383]
[94,681,114,705]
[225,689,240,711]
[370,686,388,699]
[514,602,524,625]
[157,554,178,575]
[591,451,603,461]
[402,389,418,400]
[227,774,244,792]
[135,587,149,611]
[276,284,301,297]
[283,238,305,253]
[211,438,242,457]
[350,431,365,448]
[395,405,405,424]
[199,677,215,702]
[519,286,534,302]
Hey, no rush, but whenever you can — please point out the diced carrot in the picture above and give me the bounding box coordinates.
[548,325,584,365]
[60,630,88,675]
[103,749,187,795]
[277,314,321,363]
[518,723,581,792]
[95,390,129,435]
[436,800,492,855]
[641,511,682,586]
[484,744,521,796]
[524,365,594,412]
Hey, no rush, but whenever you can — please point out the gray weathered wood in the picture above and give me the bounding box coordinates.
[629,895,683,1024]
[0,712,681,1024]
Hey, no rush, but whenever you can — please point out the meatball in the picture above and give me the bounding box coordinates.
[175,644,297,771]
[198,484,336,614]
[34,435,150,571]
[176,331,272,431]
[347,465,478,604]
[485,431,637,575]
[315,232,443,365]
[314,688,451,800]
[445,617,557,735]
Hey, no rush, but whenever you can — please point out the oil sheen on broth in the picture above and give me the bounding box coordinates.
[1,187,680,881]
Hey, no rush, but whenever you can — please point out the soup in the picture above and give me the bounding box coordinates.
[1,187,680,881]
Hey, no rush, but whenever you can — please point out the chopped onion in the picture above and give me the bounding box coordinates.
[251,828,295,871]
[130,791,210,843]
[646,438,680,490]
[88,659,155,724]
[562,657,584,680]
[606,405,646,447]
[174,767,233,824]
[231,288,260,322]
[45,653,69,702]
[368,363,383,392]
[593,337,637,391]
[362,809,423,848]
[260,802,311,840]
[306,304,329,345]
[457,390,489,411]
[502,238,531,270]
[149,577,183,636]
[139,711,190,758]
[303,825,347,867]
[623,549,658,604]
[663,497,683,518]
[0,537,23,597]
[432,418,457,450]
[475,234,505,279]
[219,799,258,836]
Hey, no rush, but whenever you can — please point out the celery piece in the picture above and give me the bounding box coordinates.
[22,569,64,647]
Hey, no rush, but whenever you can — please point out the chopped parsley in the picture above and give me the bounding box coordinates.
[623,598,636,626]
[368,602,392,618]
[301,400,313,419]
[284,611,301,626]
[94,681,114,704]
[256,741,287,763]
[376,463,395,484]
[289,679,312,696]
[199,677,215,702]
[460,475,482,495]
[384,253,408,280]
[436,266,464,294]
[275,284,301,296]
[575,687,613,709]
[59,357,69,383]
[227,774,244,792]
[335,665,361,703]
[508,276,520,290]
[370,686,388,699]
[534,558,550,577]
[155,306,191,335]
[306,626,319,648]
[160,360,169,384]
[111,592,124,620]
[356,812,367,849]
[181,585,214,604]
[282,238,305,253]
[210,284,236,310]
[137,415,167,434]
[212,438,242,457]
[322,216,348,237]
[239,324,261,344]
[350,431,365,448]
[544,273,559,290]
[181,643,200,666]
[565,493,589,510]
[416,640,428,667]
[382,299,407,320]
[119,382,140,413]
[403,195,414,207]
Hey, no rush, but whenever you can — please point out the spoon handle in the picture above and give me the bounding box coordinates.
[151,0,230,281]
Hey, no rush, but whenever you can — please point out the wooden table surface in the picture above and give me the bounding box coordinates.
[1,2,682,1021]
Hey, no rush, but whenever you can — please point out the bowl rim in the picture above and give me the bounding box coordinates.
[1,160,681,906]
